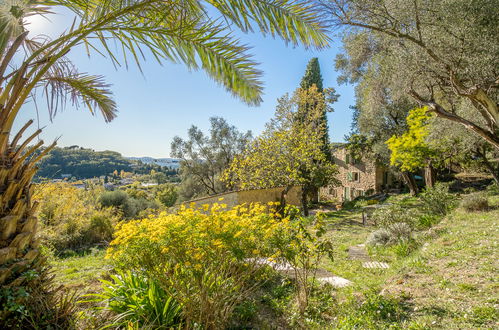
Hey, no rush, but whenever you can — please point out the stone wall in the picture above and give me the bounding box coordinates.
[183,186,302,210]
[320,147,381,202]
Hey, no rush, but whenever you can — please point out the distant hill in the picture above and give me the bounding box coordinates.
[127,157,180,169]
[35,146,178,180]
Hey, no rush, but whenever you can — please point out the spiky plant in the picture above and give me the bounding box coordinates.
[0,0,329,325]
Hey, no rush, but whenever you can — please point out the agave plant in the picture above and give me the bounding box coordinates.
[0,0,329,325]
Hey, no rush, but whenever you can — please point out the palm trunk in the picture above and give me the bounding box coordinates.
[0,121,58,324]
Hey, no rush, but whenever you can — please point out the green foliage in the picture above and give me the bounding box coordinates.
[300,57,323,92]
[98,190,158,218]
[272,215,334,312]
[486,182,499,196]
[171,117,252,200]
[330,0,499,150]
[224,86,338,209]
[89,270,182,328]
[155,184,178,207]
[366,222,413,247]
[334,290,408,328]
[419,182,457,216]
[35,146,176,180]
[0,264,78,328]
[460,192,489,212]
[469,306,498,326]
[386,107,435,172]
[35,182,120,252]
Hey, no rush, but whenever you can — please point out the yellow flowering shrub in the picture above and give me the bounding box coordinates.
[108,202,297,328]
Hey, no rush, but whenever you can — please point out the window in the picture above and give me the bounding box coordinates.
[348,172,360,182]
[353,172,360,182]
[345,154,350,164]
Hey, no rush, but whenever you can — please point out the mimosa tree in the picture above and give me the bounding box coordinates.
[225,86,338,215]
[0,0,329,325]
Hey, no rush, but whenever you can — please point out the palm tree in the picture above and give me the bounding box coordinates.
[0,0,328,325]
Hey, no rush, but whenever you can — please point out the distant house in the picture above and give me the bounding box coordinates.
[61,174,72,179]
[320,145,398,202]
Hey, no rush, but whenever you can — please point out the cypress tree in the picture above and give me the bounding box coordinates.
[298,58,331,160]
[300,57,323,92]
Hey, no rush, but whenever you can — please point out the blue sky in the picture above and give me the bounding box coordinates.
[14,9,356,158]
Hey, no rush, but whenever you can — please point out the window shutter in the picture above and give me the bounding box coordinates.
[345,154,350,164]
[347,172,353,181]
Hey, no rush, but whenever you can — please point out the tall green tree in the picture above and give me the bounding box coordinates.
[300,57,323,92]
[323,0,499,150]
[0,1,329,325]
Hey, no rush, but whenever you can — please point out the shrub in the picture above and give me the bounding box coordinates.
[99,190,158,218]
[366,228,391,246]
[98,190,135,217]
[419,182,457,216]
[366,222,412,246]
[107,203,292,328]
[155,184,178,207]
[416,213,441,229]
[460,192,489,211]
[89,270,182,328]
[371,203,415,227]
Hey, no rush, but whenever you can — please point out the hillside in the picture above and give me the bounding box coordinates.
[35,146,178,180]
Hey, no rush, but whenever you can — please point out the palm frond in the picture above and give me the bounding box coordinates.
[40,67,117,122]
[207,0,330,49]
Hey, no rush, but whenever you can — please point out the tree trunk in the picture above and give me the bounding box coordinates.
[301,185,309,216]
[0,121,58,323]
[278,185,292,216]
[424,162,436,188]
[480,153,499,185]
[401,172,419,196]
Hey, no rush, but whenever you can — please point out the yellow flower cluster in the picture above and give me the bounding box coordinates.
[107,202,292,271]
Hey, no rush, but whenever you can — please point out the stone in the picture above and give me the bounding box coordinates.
[348,245,371,261]
[362,261,390,269]
[317,276,352,288]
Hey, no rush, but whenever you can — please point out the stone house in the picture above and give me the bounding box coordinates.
[320,145,396,202]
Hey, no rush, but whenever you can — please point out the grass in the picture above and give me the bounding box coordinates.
[49,248,111,294]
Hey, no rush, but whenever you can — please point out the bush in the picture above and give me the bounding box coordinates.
[107,202,331,327]
[108,203,284,328]
[420,182,457,216]
[371,203,415,227]
[155,183,178,207]
[90,270,182,328]
[366,222,412,246]
[35,183,119,252]
[99,190,158,218]
[460,192,489,211]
